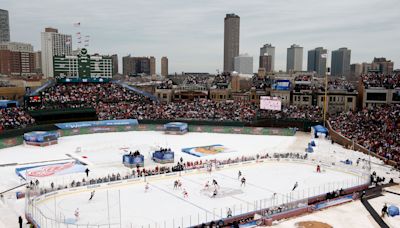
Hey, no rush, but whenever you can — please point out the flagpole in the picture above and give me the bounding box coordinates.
[323,71,328,127]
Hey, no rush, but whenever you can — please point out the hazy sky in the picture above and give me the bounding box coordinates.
[3,0,400,73]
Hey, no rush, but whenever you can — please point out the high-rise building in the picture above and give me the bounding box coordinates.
[0,9,10,42]
[350,63,362,81]
[111,54,118,75]
[161,56,168,77]
[41,27,72,78]
[361,62,376,74]
[259,54,272,73]
[372,57,394,74]
[287,44,303,73]
[307,47,327,77]
[331,48,351,77]
[33,51,42,74]
[223,13,240,73]
[150,56,156,76]
[122,56,151,76]
[234,54,253,74]
[260,44,275,71]
[0,42,35,77]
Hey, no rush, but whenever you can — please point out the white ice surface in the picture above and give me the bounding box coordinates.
[35,161,359,227]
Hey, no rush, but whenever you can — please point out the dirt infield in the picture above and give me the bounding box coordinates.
[295,221,333,228]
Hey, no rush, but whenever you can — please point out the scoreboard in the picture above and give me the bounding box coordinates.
[25,95,42,107]
[260,96,282,111]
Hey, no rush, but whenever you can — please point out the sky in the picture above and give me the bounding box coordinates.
[3,0,400,74]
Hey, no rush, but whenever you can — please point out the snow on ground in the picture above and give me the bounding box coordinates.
[369,185,400,228]
[0,130,399,228]
[272,200,380,228]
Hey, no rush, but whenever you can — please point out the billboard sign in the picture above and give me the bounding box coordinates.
[55,119,138,129]
[260,96,282,111]
[273,80,291,90]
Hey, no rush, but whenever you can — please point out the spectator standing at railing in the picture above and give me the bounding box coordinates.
[85,168,90,177]
[18,216,23,228]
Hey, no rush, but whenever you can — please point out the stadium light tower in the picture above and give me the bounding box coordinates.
[322,53,329,127]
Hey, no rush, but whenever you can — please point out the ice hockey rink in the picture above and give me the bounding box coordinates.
[0,130,398,227]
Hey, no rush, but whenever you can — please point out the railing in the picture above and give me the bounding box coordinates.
[25,155,370,228]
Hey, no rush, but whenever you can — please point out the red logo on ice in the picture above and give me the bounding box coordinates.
[27,162,74,177]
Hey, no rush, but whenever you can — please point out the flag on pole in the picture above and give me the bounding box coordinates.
[321,53,328,59]
[73,22,81,27]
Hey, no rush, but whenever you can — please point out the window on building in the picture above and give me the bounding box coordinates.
[393,92,400,101]
[366,93,386,101]
[347,97,353,102]
[303,97,309,102]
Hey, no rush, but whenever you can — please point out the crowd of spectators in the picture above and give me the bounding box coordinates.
[361,72,400,89]
[212,73,231,89]
[22,82,328,123]
[330,104,400,162]
[29,83,152,111]
[97,99,257,122]
[156,80,174,89]
[323,79,355,91]
[0,107,35,131]
[258,105,323,121]
[294,75,312,82]
[252,75,272,90]
[184,74,210,85]
[0,81,15,87]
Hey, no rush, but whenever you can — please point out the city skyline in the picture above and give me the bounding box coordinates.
[2,0,400,73]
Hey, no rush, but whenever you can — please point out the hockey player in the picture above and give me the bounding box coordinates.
[173,180,178,190]
[316,165,321,173]
[241,177,246,187]
[204,181,210,190]
[227,208,232,217]
[74,208,79,221]
[89,190,95,201]
[211,188,218,198]
[145,183,150,192]
[238,170,242,180]
[182,188,189,198]
[177,180,182,189]
[212,179,219,188]
[292,182,298,191]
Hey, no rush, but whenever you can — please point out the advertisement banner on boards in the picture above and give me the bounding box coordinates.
[55,119,138,129]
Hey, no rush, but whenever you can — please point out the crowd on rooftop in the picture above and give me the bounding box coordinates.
[361,72,400,89]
